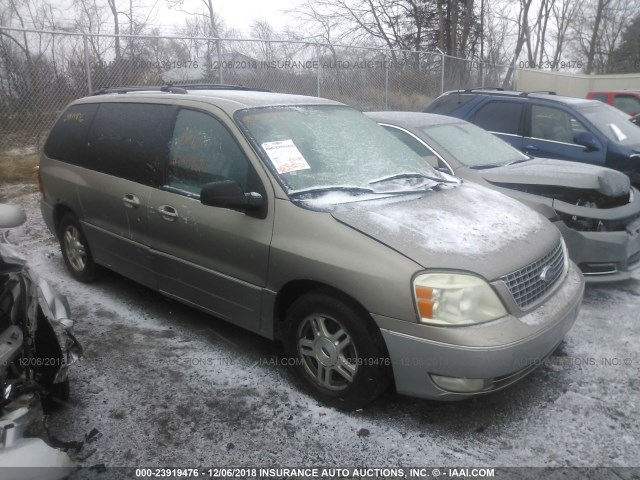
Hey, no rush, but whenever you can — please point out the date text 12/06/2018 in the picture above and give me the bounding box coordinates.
[134,467,497,478]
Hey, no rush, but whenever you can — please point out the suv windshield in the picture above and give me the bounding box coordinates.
[419,121,529,168]
[237,106,447,195]
[579,103,640,145]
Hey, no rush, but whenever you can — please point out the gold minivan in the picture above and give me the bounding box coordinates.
[39,85,584,410]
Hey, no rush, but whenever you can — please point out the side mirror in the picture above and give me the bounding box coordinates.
[200,181,264,212]
[574,132,601,151]
[0,204,27,229]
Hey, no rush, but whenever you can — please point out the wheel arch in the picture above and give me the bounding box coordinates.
[276,279,395,409]
[52,203,76,238]
[273,280,385,348]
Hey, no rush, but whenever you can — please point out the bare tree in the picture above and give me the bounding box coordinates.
[105,0,122,60]
[525,0,555,67]
[596,0,639,72]
[571,0,640,74]
[502,0,534,88]
[74,0,113,65]
[586,0,612,73]
[550,0,581,67]
[0,0,78,149]
[476,0,515,86]
[168,0,224,81]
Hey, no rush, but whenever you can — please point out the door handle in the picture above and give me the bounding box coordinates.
[123,193,140,208]
[525,145,539,151]
[157,205,179,222]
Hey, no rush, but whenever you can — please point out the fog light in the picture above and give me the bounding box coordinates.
[430,374,487,393]
[579,263,617,275]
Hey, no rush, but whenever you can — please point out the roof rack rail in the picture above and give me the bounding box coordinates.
[520,90,556,96]
[91,84,188,95]
[90,83,272,96]
[462,87,504,93]
[171,83,272,92]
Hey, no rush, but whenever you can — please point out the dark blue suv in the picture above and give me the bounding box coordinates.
[425,89,640,186]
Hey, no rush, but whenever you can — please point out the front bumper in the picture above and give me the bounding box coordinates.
[557,220,640,282]
[376,264,584,400]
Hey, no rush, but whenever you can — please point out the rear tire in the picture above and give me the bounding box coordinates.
[58,213,101,282]
[283,291,392,410]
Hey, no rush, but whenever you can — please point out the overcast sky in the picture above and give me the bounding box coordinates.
[161,0,302,36]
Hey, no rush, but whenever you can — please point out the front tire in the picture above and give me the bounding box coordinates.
[284,291,392,410]
[58,213,101,282]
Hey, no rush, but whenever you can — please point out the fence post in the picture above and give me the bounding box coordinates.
[436,48,445,94]
[216,39,223,83]
[316,42,321,97]
[83,34,93,94]
[384,50,389,110]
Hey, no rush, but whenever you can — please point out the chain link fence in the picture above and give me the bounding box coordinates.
[0,26,513,159]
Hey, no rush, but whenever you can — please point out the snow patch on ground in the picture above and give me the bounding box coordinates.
[3,145,38,156]
[1,184,639,469]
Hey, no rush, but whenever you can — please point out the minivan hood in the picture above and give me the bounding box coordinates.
[478,158,630,197]
[332,183,559,281]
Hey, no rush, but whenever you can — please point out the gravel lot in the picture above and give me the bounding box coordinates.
[1,183,639,473]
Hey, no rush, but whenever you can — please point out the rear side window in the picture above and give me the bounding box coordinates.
[473,101,523,134]
[44,103,98,164]
[87,103,175,185]
[590,93,608,102]
[424,94,474,114]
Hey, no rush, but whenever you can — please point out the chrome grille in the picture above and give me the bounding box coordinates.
[501,241,566,309]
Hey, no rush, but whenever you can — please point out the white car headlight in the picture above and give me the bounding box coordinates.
[413,273,507,325]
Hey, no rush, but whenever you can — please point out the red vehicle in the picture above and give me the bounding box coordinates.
[587,90,640,115]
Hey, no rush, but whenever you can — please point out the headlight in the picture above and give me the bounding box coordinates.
[413,273,507,325]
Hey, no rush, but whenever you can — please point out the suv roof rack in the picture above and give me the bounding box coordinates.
[91,83,272,96]
[91,84,187,95]
[171,83,272,92]
[520,90,556,96]
[462,87,504,93]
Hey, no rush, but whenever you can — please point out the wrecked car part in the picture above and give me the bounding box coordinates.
[555,210,640,233]
[1,204,83,471]
[482,159,632,197]
[488,183,632,210]
[0,393,77,476]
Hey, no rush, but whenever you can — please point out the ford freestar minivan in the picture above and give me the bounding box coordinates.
[39,85,584,410]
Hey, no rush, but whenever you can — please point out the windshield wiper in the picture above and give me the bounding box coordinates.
[504,158,531,166]
[289,186,377,198]
[368,172,453,186]
[469,163,503,170]
[289,182,437,200]
[470,158,529,170]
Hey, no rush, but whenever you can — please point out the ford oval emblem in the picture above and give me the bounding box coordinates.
[540,265,556,283]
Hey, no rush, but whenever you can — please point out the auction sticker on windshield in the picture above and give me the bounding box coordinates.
[262,140,311,174]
